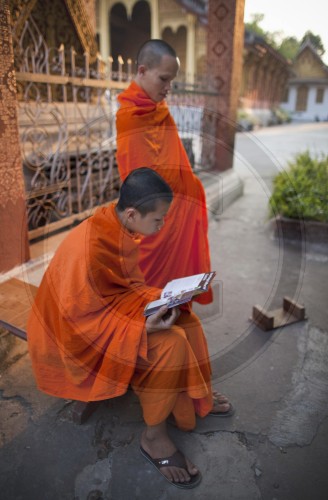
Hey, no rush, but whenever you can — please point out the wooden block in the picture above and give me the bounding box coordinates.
[252,305,274,331]
[283,296,306,320]
[251,297,306,331]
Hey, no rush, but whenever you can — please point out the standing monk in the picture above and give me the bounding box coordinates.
[27,168,232,489]
[116,39,212,305]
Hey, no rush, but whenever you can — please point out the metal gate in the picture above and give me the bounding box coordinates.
[14,15,128,239]
[13,14,216,239]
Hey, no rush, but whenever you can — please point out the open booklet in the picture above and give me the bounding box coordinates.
[143,272,216,317]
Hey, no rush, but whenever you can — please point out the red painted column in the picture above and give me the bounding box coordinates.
[202,0,245,171]
[0,2,30,272]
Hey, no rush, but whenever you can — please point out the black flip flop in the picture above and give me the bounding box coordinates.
[140,445,202,489]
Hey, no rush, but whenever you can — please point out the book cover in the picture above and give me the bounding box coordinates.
[143,272,216,316]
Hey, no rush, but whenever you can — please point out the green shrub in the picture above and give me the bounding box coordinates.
[273,107,292,124]
[269,151,328,222]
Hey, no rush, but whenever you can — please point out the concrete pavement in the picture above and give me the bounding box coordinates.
[0,122,328,499]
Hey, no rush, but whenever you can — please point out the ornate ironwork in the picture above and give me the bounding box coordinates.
[14,12,216,237]
[9,0,98,62]
[15,15,125,236]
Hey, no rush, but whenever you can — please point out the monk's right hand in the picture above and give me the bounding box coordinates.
[145,306,180,334]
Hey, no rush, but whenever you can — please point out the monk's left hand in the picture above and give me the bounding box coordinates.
[145,305,180,334]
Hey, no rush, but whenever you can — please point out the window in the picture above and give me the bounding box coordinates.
[316,88,324,103]
[296,85,308,111]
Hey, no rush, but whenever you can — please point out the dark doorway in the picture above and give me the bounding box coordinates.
[110,1,151,73]
[162,25,187,78]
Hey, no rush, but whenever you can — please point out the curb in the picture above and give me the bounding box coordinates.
[199,169,244,216]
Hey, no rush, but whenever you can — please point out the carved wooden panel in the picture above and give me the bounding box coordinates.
[0,3,25,207]
[202,0,245,171]
[9,0,98,64]
[0,2,30,271]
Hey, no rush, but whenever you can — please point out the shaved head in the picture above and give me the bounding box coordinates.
[117,167,173,215]
[137,39,177,69]
[134,39,179,102]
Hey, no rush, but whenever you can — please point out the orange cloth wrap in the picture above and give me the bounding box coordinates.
[116,82,213,304]
[27,203,213,429]
[132,311,213,430]
[27,204,157,402]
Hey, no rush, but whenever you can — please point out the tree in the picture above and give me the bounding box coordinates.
[245,14,326,61]
[300,30,325,56]
[278,36,300,61]
[245,13,266,38]
[244,13,279,49]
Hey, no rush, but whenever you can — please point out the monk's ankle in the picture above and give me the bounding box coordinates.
[143,421,168,442]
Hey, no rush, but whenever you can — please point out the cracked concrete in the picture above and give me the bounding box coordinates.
[1,123,328,499]
[269,324,328,448]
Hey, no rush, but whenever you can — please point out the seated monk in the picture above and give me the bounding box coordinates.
[27,168,233,489]
[116,39,213,305]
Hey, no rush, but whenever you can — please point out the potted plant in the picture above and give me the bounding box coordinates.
[269,151,328,243]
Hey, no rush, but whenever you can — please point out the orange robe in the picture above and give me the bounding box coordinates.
[27,203,213,429]
[116,81,213,304]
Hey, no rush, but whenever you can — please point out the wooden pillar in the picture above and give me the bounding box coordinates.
[150,0,160,39]
[186,13,195,83]
[202,0,245,171]
[99,0,110,59]
[270,67,280,107]
[0,2,30,272]
[257,65,265,105]
[245,60,256,103]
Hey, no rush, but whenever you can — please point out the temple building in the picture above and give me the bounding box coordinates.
[280,39,328,122]
[96,0,206,81]
[96,0,291,117]
[2,0,247,272]
[2,0,315,274]
[241,30,291,125]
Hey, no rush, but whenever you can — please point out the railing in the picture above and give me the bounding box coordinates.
[14,15,216,238]
[14,15,128,238]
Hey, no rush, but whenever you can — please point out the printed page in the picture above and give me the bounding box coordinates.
[144,290,194,317]
[144,272,216,317]
[161,273,205,299]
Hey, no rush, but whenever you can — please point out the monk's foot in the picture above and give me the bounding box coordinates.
[140,430,199,485]
[213,391,229,404]
[209,392,235,416]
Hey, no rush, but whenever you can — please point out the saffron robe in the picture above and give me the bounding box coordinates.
[27,203,213,428]
[116,81,213,304]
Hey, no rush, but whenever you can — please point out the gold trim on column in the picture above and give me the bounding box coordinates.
[65,0,98,59]
[9,0,38,38]
[10,0,98,60]
[0,2,25,207]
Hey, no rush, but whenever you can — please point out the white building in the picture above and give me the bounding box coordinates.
[281,40,328,122]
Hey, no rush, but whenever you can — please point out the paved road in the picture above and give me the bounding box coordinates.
[0,122,327,500]
[234,121,328,178]
[197,122,328,382]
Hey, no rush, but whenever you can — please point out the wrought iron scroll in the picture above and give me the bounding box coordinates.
[15,15,130,237]
[14,15,217,237]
